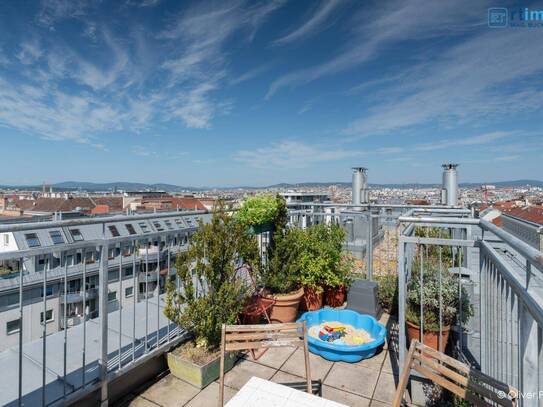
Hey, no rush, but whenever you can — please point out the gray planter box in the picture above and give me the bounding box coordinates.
[167,349,237,389]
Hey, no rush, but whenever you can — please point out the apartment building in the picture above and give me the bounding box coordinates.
[0,212,208,351]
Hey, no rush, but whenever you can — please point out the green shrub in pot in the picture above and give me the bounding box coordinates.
[164,201,261,386]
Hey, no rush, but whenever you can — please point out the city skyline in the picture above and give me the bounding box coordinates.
[0,0,542,186]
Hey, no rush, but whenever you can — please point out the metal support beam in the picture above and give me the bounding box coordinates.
[400,236,476,247]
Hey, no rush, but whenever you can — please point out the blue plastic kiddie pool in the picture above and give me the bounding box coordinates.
[297,309,386,363]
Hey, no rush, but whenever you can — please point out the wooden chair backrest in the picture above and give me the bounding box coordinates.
[218,321,312,406]
[393,340,519,407]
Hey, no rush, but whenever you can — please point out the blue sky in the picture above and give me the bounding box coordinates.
[0,0,542,187]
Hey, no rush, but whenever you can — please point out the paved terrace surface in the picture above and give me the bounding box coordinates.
[116,314,405,407]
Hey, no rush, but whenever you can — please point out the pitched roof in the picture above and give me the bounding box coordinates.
[170,197,206,211]
[503,206,543,226]
[92,197,124,212]
[31,197,95,213]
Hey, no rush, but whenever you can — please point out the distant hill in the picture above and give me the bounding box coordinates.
[52,181,203,192]
[0,179,541,192]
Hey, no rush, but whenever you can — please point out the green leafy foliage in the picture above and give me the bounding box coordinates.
[375,273,399,314]
[406,262,473,331]
[263,222,353,295]
[263,227,305,294]
[298,224,352,293]
[164,201,260,351]
[237,194,279,226]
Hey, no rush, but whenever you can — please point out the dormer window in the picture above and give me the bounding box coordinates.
[108,225,120,237]
[70,229,84,241]
[25,233,41,247]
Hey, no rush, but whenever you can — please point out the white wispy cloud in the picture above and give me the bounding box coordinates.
[495,155,520,161]
[126,0,161,7]
[413,132,514,152]
[343,28,543,137]
[272,0,342,45]
[37,0,91,27]
[158,0,282,128]
[131,145,155,156]
[16,38,43,65]
[0,0,284,146]
[229,64,270,86]
[235,140,364,169]
[267,0,481,98]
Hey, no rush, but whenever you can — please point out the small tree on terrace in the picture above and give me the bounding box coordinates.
[165,201,260,351]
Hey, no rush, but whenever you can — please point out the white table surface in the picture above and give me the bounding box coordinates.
[226,376,349,407]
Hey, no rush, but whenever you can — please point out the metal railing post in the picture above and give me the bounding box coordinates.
[519,302,539,407]
[98,242,109,406]
[398,239,406,370]
[366,213,373,280]
[18,259,23,406]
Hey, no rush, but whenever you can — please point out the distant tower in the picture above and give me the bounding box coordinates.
[352,167,369,205]
[441,163,459,206]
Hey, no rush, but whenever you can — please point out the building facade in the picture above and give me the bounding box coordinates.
[0,211,207,351]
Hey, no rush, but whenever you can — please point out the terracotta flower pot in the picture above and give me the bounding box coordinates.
[266,287,304,323]
[301,286,323,311]
[324,285,347,308]
[406,320,450,352]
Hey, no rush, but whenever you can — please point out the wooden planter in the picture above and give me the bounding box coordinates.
[265,288,304,323]
[406,320,450,353]
[167,348,237,389]
[301,286,323,311]
[324,285,347,308]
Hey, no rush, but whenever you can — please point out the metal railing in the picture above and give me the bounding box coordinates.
[3,203,541,406]
[397,213,543,406]
[0,210,202,407]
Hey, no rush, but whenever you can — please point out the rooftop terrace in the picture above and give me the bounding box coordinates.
[119,314,400,407]
[0,199,541,406]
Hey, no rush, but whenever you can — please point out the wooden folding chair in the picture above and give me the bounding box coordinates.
[218,321,314,407]
[393,340,519,407]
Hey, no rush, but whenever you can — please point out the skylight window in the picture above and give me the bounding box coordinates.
[139,222,150,233]
[125,224,136,235]
[25,233,41,248]
[153,221,164,231]
[164,220,174,230]
[49,230,64,245]
[108,225,120,237]
[70,229,84,241]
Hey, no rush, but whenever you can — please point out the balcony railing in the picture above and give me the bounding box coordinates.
[0,210,203,407]
[1,204,541,406]
[396,212,543,406]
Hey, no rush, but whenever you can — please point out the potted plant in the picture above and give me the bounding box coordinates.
[298,224,349,310]
[261,226,305,322]
[164,201,260,388]
[324,252,355,307]
[237,194,279,234]
[375,273,399,314]
[405,264,473,352]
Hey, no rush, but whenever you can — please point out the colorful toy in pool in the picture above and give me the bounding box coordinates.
[318,325,347,342]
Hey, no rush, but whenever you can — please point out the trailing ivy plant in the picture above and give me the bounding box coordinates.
[164,201,261,351]
[237,194,279,226]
